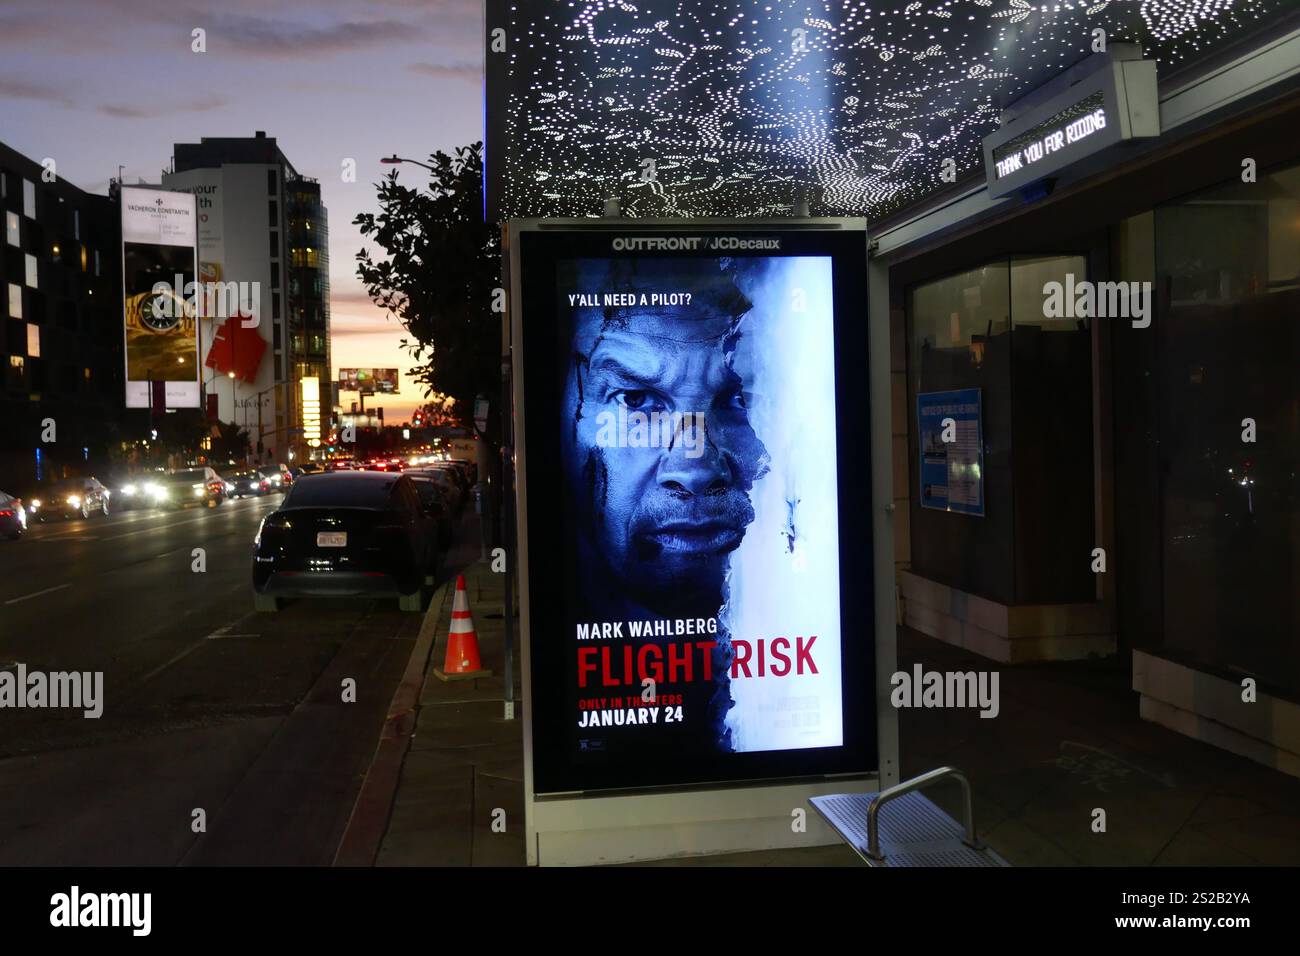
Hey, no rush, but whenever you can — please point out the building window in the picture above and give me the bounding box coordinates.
[25,254,37,289]
[80,245,87,272]
[269,230,278,259]
[273,323,281,350]
[268,199,278,224]
[907,255,1094,606]
[73,208,80,241]
[94,249,100,276]
[267,169,277,196]
[5,211,18,247]
[84,367,91,381]
[272,290,280,319]
[270,261,279,287]
[8,354,23,382]
[7,284,20,319]
[22,179,35,219]
[1149,160,1300,694]
[26,323,39,358]
[0,170,6,199]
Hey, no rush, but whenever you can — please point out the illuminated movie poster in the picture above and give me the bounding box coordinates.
[516,225,874,793]
[120,187,200,408]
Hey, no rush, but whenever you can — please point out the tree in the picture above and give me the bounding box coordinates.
[414,394,458,428]
[210,420,251,463]
[354,143,501,440]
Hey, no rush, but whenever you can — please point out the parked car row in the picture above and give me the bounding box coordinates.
[251,467,467,614]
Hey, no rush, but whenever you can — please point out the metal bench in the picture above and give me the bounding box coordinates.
[810,766,1010,867]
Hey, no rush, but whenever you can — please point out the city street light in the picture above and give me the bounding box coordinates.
[380,155,434,172]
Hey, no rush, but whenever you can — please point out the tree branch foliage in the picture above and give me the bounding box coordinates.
[353,143,500,437]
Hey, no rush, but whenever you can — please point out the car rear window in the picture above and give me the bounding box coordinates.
[282,474,396,509]
[170,469,207,482]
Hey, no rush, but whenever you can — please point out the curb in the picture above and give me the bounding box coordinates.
[332,579,450,867]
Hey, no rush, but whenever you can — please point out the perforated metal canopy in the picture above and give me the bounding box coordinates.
[486,0,1290,220]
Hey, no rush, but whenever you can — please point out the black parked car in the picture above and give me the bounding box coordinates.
[252,472,439,613]
[407,474,454,550]
[406,468,464,515]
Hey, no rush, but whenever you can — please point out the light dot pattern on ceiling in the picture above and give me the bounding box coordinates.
[496,0,1289,220]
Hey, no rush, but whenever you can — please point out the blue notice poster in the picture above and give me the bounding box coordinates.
[917,388,984,516]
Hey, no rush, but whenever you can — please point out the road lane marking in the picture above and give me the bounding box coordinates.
[131,642,206,687]
[101,508,269,541]
[204,611,261,641]
[205,624,260,639]
[4,583,72,605]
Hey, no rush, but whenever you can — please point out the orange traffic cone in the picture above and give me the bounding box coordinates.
[434,575,492,681]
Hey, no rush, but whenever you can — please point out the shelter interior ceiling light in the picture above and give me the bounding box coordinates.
[497,0,1289,219]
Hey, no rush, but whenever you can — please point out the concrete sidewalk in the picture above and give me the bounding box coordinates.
[376,558,525,866]
[361,542,1300,866]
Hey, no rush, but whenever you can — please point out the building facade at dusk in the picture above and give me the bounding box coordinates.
[0,141,122,490]
[164,132,330,462]
[286,176,331,450]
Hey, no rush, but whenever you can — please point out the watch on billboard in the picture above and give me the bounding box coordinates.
[120,187,200,409]
[512,222,875,794]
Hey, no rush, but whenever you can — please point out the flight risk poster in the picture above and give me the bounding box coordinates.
[514,224,875,794]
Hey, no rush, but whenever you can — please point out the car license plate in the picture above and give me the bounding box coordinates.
[317,532,347,547]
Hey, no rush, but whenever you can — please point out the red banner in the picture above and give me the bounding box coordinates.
[205,314,266,384]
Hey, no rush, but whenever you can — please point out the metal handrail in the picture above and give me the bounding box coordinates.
[866,766,983,862]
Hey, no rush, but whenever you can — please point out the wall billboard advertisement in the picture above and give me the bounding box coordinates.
[175,173,224,284]
[338,368,399,394]
[120,186,200,409]
[511,221,875,795]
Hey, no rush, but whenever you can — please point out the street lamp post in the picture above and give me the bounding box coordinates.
[237,380,292,463]
[380,155,435,173]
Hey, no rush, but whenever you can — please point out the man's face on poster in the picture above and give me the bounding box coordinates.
[562,287,768,616]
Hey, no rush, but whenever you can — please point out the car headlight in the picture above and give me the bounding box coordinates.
[67,495,81,508]
[122,484,137,496]
[146,483,166,499]
[29,499,40,511]
[225,483,235,493]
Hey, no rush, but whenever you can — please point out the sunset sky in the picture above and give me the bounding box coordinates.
[0,0,483,422]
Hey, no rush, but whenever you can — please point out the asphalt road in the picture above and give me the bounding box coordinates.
[0,493,428,865]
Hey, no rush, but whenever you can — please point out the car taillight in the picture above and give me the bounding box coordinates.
[0,509,13,518]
